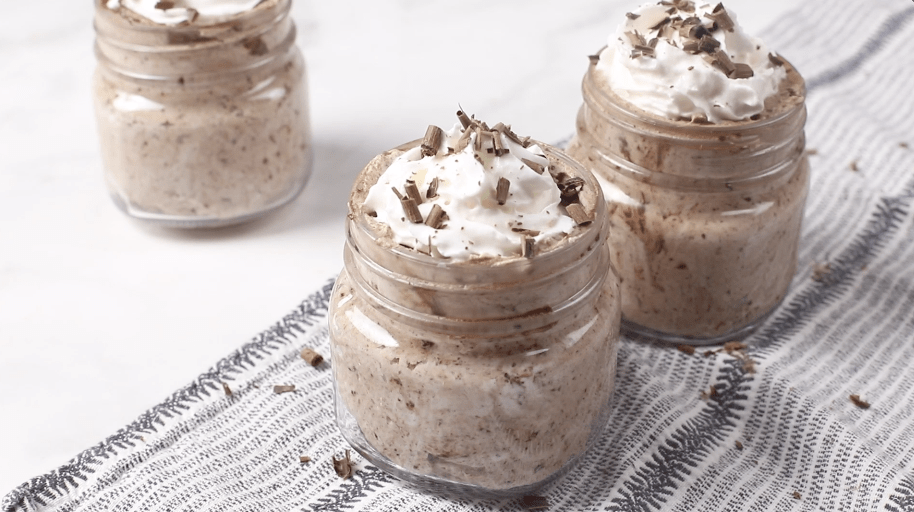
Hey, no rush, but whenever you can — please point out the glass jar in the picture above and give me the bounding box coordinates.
[92,0,312,228]
[567,51,809,345]
[328,142,621,498]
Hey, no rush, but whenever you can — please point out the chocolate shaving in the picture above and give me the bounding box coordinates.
[521,158,546,175]
[474,126,484,151]
[522,236,535,259]
[768,52,785,67]
[401,198,423,223]
[700,385,718,400]
[424,204,446,229]
[625,12,640,19]
[710,49,736,76]
[742,358,757,374]
[682,40,700,54]
[492,132,508,156]
[421,125,443,157]
[426,177,439,199]
[723,341,748,353]
[391,187,404,201]
[456,110,473,129]
[558,176,585,198]
[625,31,647,47]
[676,344,696,355]
[222,382,233,396]
[849,394,871,409]
[674,0,696,12]
[496,177,511,205]
[242,37,269,56]
[735,440,744,450]
[705,3,735,31]
[497,124,526,147]
[521,495,549,510]
[300,348,324,366]
[299,455,311,463]
[698,35,721,53]
[689,23,712,40]
[730,63,754,79]
[633,44,656,58]
[793,491,802,500]
[812,263,831,283]
[565,202,592,225]
[650,16,672,31]
[332,449,355,479]
[154,1,175,9]
[455,125,474,152]
[511,228,540,236]
[273,384,296,394]
[405,179,423,205]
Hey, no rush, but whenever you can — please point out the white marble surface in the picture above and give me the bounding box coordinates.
[0,0,795,495]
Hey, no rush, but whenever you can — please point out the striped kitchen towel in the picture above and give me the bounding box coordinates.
[4,0,914,510]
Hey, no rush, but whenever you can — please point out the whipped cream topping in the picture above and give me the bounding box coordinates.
[363,123,577,261]
[597,1,786,123]
[105,0,263,25]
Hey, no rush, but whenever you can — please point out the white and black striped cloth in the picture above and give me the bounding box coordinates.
[5,0,914,510]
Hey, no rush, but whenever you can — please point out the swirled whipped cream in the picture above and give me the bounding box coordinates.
[363,118,578,261]
[105,0,263,25]
[597,1,786,123]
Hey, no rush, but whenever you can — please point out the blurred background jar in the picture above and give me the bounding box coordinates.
[568,54,809,345]
[93,0,312,228]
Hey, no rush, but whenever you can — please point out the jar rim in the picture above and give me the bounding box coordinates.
[93,0,290,51]
[583,46,807,139]
[341,139,613,328]
[347,140,608,284]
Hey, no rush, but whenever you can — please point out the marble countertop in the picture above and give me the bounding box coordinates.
[0,0,794,495]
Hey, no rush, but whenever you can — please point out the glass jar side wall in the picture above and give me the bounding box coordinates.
[568,59,810,344]
[328,266,620,497]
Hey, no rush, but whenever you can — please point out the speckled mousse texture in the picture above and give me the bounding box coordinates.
[568,57,808,340]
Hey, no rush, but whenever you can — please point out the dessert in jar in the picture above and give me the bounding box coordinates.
[567,1,809,344]
[329,113,621,498]
[93,0,312,228]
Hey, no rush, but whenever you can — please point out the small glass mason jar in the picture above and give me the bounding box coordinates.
[328,142,621,498]
[567,51,809,345]
[92,0,312,228]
